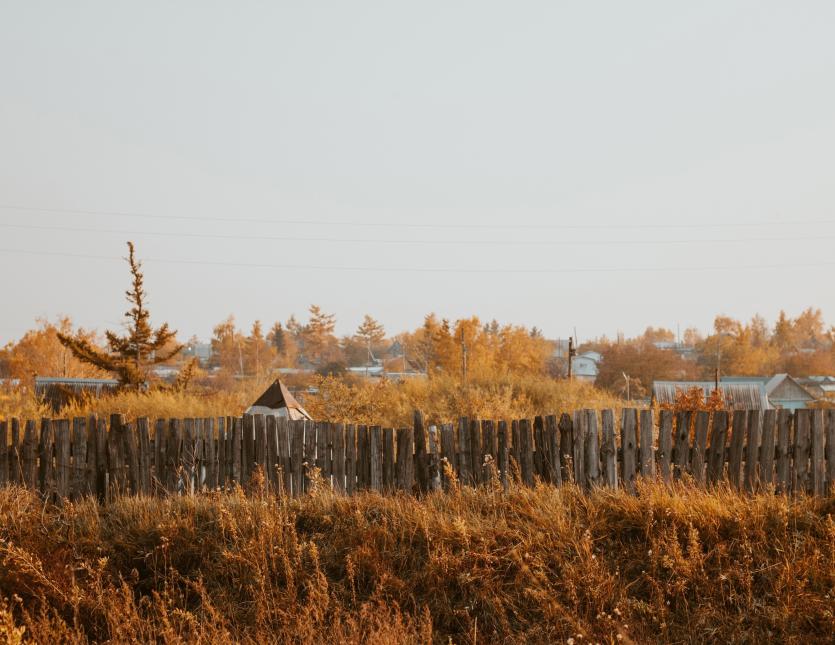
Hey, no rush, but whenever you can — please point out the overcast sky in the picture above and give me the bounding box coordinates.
[2,1,835,345]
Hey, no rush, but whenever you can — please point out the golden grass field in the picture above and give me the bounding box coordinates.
[1,480,833,644]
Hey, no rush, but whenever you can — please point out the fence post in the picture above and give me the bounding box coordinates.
[369,425,382,492]
[55,419,71,500]
[706,411,728,486]
[395,426,414,492]
[520,418,535,487]
[383,427,395,491]
[811,409,825,496]
[673,411,691,481]
[95,417,107,500]
[497,420,509,489]
[691,411,709,486]
[545,415,560,485]
[826,410,835,494]
[533,416,545,480]
[639,409,656,480]
[558,414,573,484]
[469,419,482,486]
[584,410,600,488]
[572,410,586,488]
[728,411,747,490]
[658,410,673,484]
[23,420,37,490]
[621,409,637,493]
[600,409,616,489]
[413,411,427,493]
[793,410,810,494]
[775,410,792,494]
[744,410,762,494]
[39,418,55,499]
[344,424,356,495]
[457,418,471,485]
[759,409,777,490]
[427,424,442,492]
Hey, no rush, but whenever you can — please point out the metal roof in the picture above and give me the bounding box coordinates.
[652,380,771,409]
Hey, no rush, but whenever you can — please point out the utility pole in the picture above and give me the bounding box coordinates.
[567,337,576,381]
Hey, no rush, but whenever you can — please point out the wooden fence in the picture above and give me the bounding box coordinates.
[0,408,834,502]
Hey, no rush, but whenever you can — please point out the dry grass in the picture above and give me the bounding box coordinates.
[0,482,832,644]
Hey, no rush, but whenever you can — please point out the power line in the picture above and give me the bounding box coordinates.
[1,221,833,247]
[1,246,833,274]
[0,204,829,231]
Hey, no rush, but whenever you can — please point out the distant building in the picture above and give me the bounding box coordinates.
[764,374,816,411]
[652,380,771,409]
[246,379,312,421]
[183,341,212,366]
[35,376,120,412]
[572,352,601,382]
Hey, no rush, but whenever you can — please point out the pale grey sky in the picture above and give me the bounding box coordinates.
[2,1,835,344]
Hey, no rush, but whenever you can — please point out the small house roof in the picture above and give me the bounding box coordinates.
[764,374,816,402]
[652,381,770,409]
[249,379,312,421]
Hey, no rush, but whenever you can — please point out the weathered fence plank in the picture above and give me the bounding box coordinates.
[558,413,573,484]
[691,411,709,486]
[136,417,151,495]
[533,416,545,480]
[775,410,792,493]
[639,409,655,479]
[584,410,600,488]
[39,418,56,498]
[317,421,330,486]
[469,419,482,486]
[793,409,811,494]
[71,417,87,499]
[826,410,835,494]
[344,424,356,495]
[482,420,496,483]
[10,419,22,485]
[332,423,345,493]
[304,421,318,492]
[673,412,691,480]
[497,420,509,489]
[545,415,560,485]
[728,411,747,490]
[810,409,825,497]
[520,418,535,486]
[457,418,471,484]
[383,427,395,491]
[123,419,140,495]
[56,419,71,499]
[356,424,368,490]
[658,410,673,484]
[707,411,728,486]
[759,409,777,489]
[413,411,427,493]
[600,409,617,489]
[369,426,382,492]
[572,410,586,488]
[621,408,637,493]
[427,424,442,491]
[744,410,762,494]
[396,427,414,491]
[440,424,455,489]
[94,417,107,499]
[23,420,37,490]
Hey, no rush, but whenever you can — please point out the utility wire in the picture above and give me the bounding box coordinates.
[0,204,829,231]
[0,246,833,274]
[1,221,832,247]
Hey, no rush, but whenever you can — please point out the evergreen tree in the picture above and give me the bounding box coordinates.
[57,242,183,388]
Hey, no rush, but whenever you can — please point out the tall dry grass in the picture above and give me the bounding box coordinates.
[1,482,832,643]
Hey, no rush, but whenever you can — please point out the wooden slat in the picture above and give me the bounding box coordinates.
[153,419,165,492]
[728,411,747,490]
[95,417,107,499]
[497,420,509,489]
[369,425,382,492]
[413,411,427,493]
[344,424,356,495]
[510,419,521,482]
[71,417,87,499]
[253,414,267,486]
[106,416,123,496]
[316,421,330,485]
[792,409,810,495]
[482,420,496,483]
[0,420,7,487]
[304,420,318,492]
[216,417,227,491]
[332,423,345,493]
[658,410,673,484]
[207,418,218,491]
[274,416,288,494]
[56,419,71,499]
[810,408,826,496]
[23,419,37,490]
[744,410,762,494]
[673,412,691,481]
[457,417,471,485]
[182,418,196,494]
[383,427,395,491]
[546,415,560,485]
[600,409,616,489]
[39,418,56,499]
[558,413,573,484]
[263,415,276,490]
[584,410,600,488]
[469,418,482,486]
[395,427,414,491]
[356,424,368,490]
[440,423,456,489]
[10,419,22,485]
[706,411,728,486]
[639,409,655,479]
[427,424,442,492]
[533,415,545,479]
[827,410,835,494]
[229,417,241,488]
[290,420,303,495]
[572,410,586,488]
[759,409,777,489]
[123,419,140,495]
[241,415,254,485]
[621,409,637,493]
[134,418,150,495]
[520,418,535,487]
[691,411,709,486]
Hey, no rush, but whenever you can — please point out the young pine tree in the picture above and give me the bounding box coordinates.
[58,242,184,389]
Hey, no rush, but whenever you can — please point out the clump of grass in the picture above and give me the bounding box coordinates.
[0,483,832,643]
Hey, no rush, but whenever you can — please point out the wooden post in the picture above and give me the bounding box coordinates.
[290,420,303,496]
[395,427,414,491]
[303,420,317,492]
[482,420,496,483]
[206,418,217,491]
[658,410,673,484]
[621,408,637,493]
[344,424,356,495]
[457,417,471,485]
[106,416,122,497]
[316,421,330,487]
[123,419,140,495]
[728,411,747,490]
[673,411,691,481]
[413,411,427,493]
[706,411,728,486]
[584,410,600,488]
[572,410,586,488]
[273,416,287,494]
[23,420,37,490]
[356,424,368,490]
[558,413,573,484]
[382,427,395,491]
[369,425,382,492]
[331,423,345,493]
[520,418,535,486]
[639,409,655,479]
[600,409,617,489]
[793,409,810,494]
[427,425,442,492]
[440,424,456,490]
[94,417,107,500]
[533,415,545,480]
[469,418,482,486]
[153,419,165,492]
[39,418,56,499]
[0,420,7,487]
[545,415,560,485]
[775,410,792,494]
[216,417,226,491]
[497,420,509,489]
[71,417,87,499]
[810,408,825,496]
[263,415,276,490]
[253,414,267,486]
[510,419,521,482]
[826,410,835,494]
[55,419,71,499]
[744,410,762,494]
[10,419,22,485]
[240,415,253,484]
[759,409,777,490]
[690,411,709,486]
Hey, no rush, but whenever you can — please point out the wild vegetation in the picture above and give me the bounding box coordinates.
[0,481,832,643]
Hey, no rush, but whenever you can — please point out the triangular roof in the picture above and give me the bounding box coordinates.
[250,379,312,420]
[764,374,815,401]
